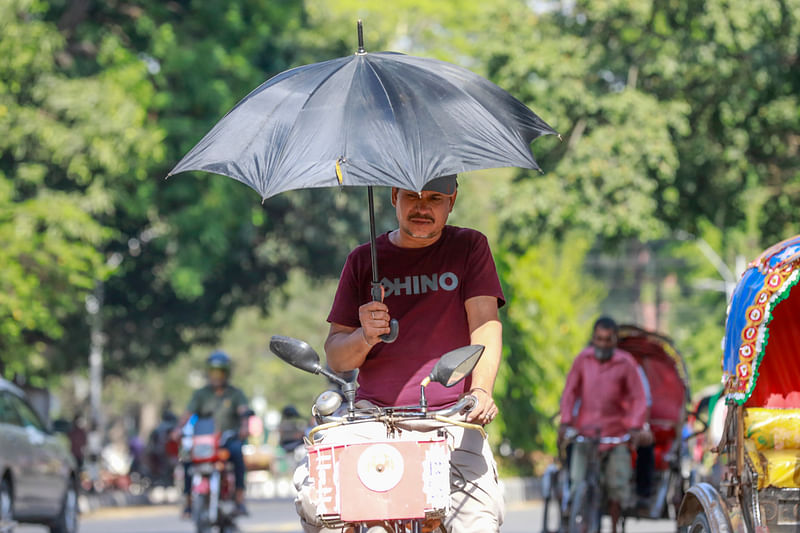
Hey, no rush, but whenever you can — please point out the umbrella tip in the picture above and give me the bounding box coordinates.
[357,19,366,54]
[557,133,563,142]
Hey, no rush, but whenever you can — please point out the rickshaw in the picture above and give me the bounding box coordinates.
[678,234,800,533]
[541,325,691,533]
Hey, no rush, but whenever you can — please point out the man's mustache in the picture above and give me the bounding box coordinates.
[408,213,434,222]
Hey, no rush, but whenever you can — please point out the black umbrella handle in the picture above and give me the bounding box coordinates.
[371,282,399,343]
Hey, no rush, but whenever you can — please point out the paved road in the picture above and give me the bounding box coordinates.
[17,499,677,532]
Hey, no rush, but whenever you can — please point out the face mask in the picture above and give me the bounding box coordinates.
[594,346,613,361]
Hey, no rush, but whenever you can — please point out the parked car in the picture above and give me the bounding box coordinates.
[0,378,78,533]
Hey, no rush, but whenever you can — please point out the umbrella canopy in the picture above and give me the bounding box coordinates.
[169,23,557,344]
[168,39,556,198]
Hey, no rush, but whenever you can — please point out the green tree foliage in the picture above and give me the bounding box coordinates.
[310,0,496,60]
[4,0,394,378]
[483,0,800,246]
[0,0,161,377]
[495,235,605,457]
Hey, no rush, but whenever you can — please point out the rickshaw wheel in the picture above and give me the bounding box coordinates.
[688,511,711,532]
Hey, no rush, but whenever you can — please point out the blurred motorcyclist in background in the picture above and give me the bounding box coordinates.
[173,351,250,517]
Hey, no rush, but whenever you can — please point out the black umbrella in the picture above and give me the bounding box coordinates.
[170,21,557,342]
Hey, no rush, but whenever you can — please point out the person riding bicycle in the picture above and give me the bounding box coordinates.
[294,174,505,532]
[174,351,250,517]
[558,317,650,533]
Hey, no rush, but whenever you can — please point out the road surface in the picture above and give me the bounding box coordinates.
[17,499,677,532]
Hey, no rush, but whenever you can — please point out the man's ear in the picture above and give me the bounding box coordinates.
[448,190,458,212]
[391,187,398,207]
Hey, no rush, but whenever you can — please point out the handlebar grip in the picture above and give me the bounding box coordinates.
[380,319,399,343]
[462,394,478,413]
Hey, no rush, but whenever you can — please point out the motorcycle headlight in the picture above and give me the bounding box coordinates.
[357,443,404,492]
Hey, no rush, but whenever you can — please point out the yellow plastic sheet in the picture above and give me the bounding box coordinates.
[744,408,800,450]
[746,442,800,489]
[744,408,800,488]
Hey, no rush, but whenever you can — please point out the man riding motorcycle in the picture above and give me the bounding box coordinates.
[293,174,505,532]
[174,351,250,517]
[559,317,651,533]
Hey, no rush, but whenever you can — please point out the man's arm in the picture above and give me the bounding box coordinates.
[464,295,502,425]
[557,358,582,445]
[324,300,391,372]
[559,361,582,427]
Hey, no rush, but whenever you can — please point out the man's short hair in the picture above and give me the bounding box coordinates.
[593,316,619,334]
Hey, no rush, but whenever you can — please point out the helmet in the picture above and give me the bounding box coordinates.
[206,351,232,375]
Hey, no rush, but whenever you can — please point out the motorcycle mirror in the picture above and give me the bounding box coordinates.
[269,335,322,375]
[333,368,358,383]
[425,345,485,388]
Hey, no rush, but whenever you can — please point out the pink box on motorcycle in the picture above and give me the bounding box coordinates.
[308,438,451,521]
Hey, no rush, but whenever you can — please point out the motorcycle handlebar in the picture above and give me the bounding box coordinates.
[430,394,477,417]
[571,433,631,445]
[318,394,478,423]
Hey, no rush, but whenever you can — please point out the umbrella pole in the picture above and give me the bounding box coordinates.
[368,186,380,290]
[367,186,398,343]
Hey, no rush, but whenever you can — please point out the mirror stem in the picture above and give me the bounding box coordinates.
[342,381,357,417]
[318,367,357,417]
[420,385,428,414]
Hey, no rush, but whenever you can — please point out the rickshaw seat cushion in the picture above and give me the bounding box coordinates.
[744,408,800,450]
[745,440,800,489]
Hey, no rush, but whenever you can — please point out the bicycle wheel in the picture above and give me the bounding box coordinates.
[541,468,562,533]
[568,481,600,533]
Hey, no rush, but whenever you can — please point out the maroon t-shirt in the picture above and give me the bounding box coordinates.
[327,225,505,409]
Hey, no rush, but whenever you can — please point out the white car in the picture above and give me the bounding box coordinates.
[0,378,78,532]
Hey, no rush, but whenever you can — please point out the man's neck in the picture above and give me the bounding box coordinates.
[389,227,445,248]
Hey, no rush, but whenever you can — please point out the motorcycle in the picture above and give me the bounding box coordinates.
[186,417,238,533]
[270,335,486,533]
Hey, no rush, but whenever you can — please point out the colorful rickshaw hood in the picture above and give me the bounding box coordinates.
[723,234,800,404]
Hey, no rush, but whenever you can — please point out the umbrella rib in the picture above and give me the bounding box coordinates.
[364,59,417,179]
[253,59,355,198]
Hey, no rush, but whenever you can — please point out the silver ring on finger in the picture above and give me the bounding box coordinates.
[371,311,375,319]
